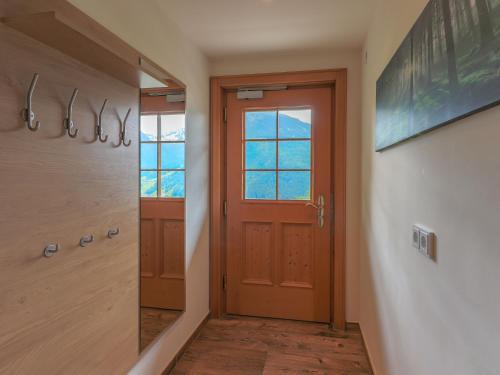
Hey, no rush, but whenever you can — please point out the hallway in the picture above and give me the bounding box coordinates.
[170,316,372,374]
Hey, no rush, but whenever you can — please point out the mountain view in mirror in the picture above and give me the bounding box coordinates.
[139,75,186,351]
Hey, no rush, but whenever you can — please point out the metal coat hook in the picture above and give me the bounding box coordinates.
[21,73,41,131]
[96,99,109,143]
[64,88,79,138]
[118,108,132,147]
[79,234,94,247]
[107,227,120,239]
[43,243,60,258]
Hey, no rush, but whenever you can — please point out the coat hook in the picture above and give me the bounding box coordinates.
[118,108,132,147]
[96,99,109,143]
[107,227,120,239]
[21,73,41,131]
[43,243,60,257]
[79,234,94,247]
[64,88,79,138]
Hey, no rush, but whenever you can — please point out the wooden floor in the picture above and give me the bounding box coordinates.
[170,315,372,375]
[140,307,183,351]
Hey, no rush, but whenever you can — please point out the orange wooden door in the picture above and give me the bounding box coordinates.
[226,87,332,322]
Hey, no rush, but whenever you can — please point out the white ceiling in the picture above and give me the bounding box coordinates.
[154,0,375,58]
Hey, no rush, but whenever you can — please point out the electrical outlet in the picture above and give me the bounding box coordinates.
[412,226,420,248]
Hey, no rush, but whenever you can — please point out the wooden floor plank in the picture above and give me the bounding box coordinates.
[169,316,371,374]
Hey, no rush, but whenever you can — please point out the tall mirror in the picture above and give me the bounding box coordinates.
[139,73,186,351]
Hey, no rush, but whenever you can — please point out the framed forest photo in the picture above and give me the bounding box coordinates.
[376,0,500,151]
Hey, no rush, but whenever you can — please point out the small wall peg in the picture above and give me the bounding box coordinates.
[107,227,120,238]
[118,108,132,147]
[21,73,41,131]
[43,243,60,257]
[64,88,79,138]
[96,99,109,142]
[79,234,94,247]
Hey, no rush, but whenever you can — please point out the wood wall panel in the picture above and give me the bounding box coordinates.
[280,223,314,288]
[0,21,139,375]
[241,222,273,285]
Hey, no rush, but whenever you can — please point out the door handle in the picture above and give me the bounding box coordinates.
[306,194,325,228]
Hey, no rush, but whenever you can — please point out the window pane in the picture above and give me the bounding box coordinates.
[245,111,277,139]
[141,143,157,169]
[245,141,276,169]
[161,171,185,198]
[140,115,157,141]
[278,141,311,169]
[161,143,185,169]
[245,171,276,200]
[161,114,185,141]
[141,171,157,197]
[278,171,311,200]
[278,109,311,139]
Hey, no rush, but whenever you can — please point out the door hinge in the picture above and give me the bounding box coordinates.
[223,106,227,123]
[223,200,228,217]
[222,273,227,291]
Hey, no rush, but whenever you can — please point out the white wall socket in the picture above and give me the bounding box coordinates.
[412,225,435,260]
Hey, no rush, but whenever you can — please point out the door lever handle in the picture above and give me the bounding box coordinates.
[305,195,325,228]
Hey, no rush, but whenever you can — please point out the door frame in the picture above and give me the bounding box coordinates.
[209,69,347,329]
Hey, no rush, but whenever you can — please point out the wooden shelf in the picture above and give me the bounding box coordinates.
[1,4,182,88]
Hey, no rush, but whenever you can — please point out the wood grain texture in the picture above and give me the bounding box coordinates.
[0,20,139,375]
[170,316,372,375]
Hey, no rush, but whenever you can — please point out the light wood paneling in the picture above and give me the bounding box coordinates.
[0,18,139,375]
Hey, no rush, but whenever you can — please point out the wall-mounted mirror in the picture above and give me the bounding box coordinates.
[139,73,186,351]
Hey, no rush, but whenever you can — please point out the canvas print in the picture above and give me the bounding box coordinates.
[376,0,500,151]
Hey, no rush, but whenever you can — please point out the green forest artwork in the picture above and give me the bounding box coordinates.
[376,0,500,151]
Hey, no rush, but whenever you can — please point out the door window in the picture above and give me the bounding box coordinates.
[243,108,312,201]
[140,113,185,198]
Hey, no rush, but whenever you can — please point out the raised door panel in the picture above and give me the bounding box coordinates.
[140,219,156,278]
[279,223,314,288]
[241,222,274,286]
[160,219,184,279]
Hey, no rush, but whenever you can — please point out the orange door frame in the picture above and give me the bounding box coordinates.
[209,69,347,329]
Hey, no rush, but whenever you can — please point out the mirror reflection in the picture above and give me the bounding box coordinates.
[139,77,186,351]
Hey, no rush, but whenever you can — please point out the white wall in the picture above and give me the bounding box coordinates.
[211,49,362,322]
[360,1,500,374]
[68,1,210,374]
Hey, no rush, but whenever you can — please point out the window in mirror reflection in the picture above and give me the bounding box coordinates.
[140,113,186,198]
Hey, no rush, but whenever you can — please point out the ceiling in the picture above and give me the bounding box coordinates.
[154,0,375,58]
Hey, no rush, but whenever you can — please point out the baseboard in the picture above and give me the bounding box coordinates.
[353,322,376,375]
[161,312,211,375]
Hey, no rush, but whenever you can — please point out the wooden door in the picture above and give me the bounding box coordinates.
[226,87,332,322]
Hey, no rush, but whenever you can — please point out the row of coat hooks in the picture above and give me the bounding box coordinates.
[22,73,131,147]
[43,228,120,257]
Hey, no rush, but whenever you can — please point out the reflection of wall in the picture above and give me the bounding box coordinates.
[67,1,211,373]
[361,0,500,374]
[0,20,139,374]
